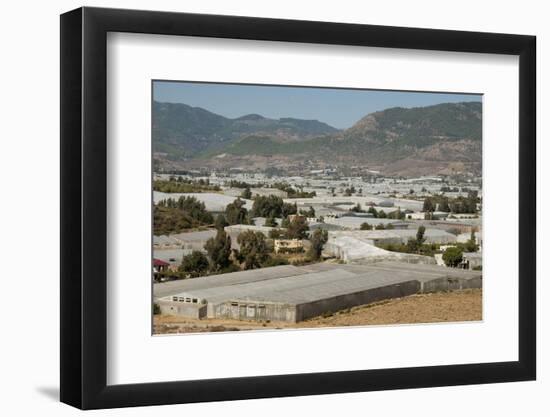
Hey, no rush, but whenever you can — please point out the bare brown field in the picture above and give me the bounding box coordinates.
[154,289,482,334]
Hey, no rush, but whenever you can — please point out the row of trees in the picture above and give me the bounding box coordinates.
[271,182,316,198]
[153,178,220,193]
[154,196,214,235]
[360,222,395,230]
[179,229,327,278]
[422,192,479,214]
[351,204,406,220]
[251,195,297,219]
[178,217,328,278]
[376,227,480,264]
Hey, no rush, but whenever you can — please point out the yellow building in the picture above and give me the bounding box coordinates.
[274,239,304,254]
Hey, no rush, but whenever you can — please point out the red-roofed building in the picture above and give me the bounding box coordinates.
[153,258,170,273]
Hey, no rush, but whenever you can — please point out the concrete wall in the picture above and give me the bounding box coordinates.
[295,280,421,322]
[213,301,296,322]
[158,301,207,319]
[420,276,482,293]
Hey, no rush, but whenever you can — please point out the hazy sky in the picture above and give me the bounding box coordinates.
[153,81,482,129]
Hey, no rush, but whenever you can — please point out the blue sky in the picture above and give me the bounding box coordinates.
[153,81,482,129]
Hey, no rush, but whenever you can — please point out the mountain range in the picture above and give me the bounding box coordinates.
[153,100,482,176]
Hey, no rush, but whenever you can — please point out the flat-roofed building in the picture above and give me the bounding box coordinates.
[154,262,481,322]
[461,252,482,270]
[274,239,304,254]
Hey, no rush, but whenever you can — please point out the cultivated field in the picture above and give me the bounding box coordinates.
[153,289,482,334]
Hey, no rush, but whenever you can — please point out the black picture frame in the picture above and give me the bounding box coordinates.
[60,6,536,410]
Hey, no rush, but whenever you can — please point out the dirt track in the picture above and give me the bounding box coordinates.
[153,289,482,334]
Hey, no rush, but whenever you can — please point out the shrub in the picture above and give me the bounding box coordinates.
[442,246,463,267]
[262,256,290,267]
[179,250,209,278]
[153,303,161,315]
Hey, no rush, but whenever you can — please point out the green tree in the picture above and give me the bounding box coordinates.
[442,246,463,267]
[204,229,232,271]
[406,238,418,253]
[179,250,209,278]
[252,195,287,218]
[308,229,328,260]
[282,202,298,218]
[264,216,277,227]
[286,216,309,239]
[360,222,372,230]
[241,186,252,199]
[416,225,426,245]
[225,198,248,225]
[236,231,270,270]
[367,206,378,218]
[268,228,284,239]
[423,197,435,213]
[350,203,363,213]
[439,198,451,212]
[299,206,316,217]
[464,228,479,252]
[214,214,229,230]
[153,303,161,315]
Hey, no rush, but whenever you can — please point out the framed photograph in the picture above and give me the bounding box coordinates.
[60,6,536,409]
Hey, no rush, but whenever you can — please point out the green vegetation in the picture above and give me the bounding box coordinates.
[284,216,309,239]
[227,180,259,189]
[251,195,297,218]
[387,208,406,220]
[225,198,249,225]
[423,197,435,212]
[268,229,284,239]
[308,229,328,260]
[153,178,220,193]
[236,231,270,270]
[440,186,460,192]
[367,206,378,217]
[299,206,316,218]
[241,186,252,199]
[272,182,317,198]
[442,246,463,267]
[262,257,290,267]
[264,217,278,227]
[380,226,479,262]
[360,222,373,230]
[365,206,403,219]
[379,226,437,256]
[204,229,232,272]
[153,303,160,315]
[404,226,426,253]
[350,203,364,213]
[423,192,478,214]
[463,229,479,252]
[179,251,209,278]
[344,186,356,196]
[214,214,229,230]
[154,196,213,235]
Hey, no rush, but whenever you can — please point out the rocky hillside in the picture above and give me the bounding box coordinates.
[153,101,482,176]
[153,101,339,159]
